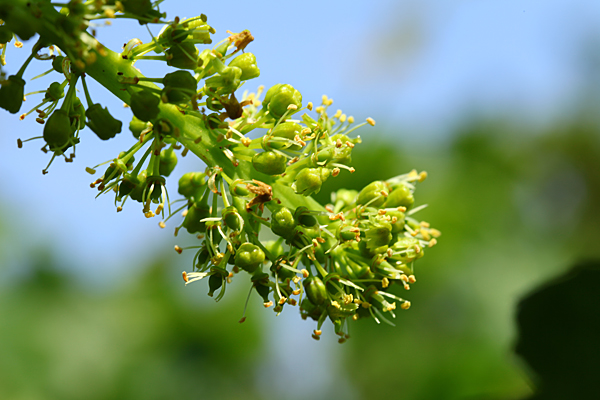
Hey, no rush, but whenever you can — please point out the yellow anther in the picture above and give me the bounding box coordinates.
[366,117,376,126]
[428,238,438,247]
[301,127,312,136]
[116,206,123,212]
[352,314,359,321]
[400,274,409,282]
[349,167,355,173]
[387,302,396,311]
[278,297,287,305]
[314,329,322,336]
[292,276,301,284]
[340,114,347,123]
[408,275,417,284]
[287,104,298,110]
[321,94,328,104]
[418,171,428,182]
[301,269,309,278]
[14,40,23,48]
[182,271,189,282]
[241,137,252,147]
[334,109,342,119]
[332,168,340,177]
[158,221,166,229]
[348,116,355,124]
[174,245,183,254]
[327,99,333,106]
[292,289,301,295]
[315,106,324,113]
[397,206,407,212]
[307,102,313,111]
[401,301,411,310]
[345,141,355,148]
[403,283,410,291]
[378,209,387,215]
[344,294,354,304]
[336,138,343,148]
[331,301,341,309]
[429,228,441,237]
[382,277,390,288]
[144,211,155,218]
[264,301,273,308]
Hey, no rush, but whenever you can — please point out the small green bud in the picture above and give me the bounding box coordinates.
[269,121,303,150]
[0,25,13,44]
[158,147,178,176]
[262,83,302,120]
[383,183,414,209]
[52,56,65,73]
[254,282,271,303]
[118,173,140,198]
[129,170,148,202]
[234,243,265,273]
[86,104,123,140]
[356,181,387,207]
[204,66,242,95]
[252,151,287,175]
[43,109,75,152]
[303,276,328,305]
[70,97,86,130]
[228,52,260,81]
[129,116,147,139]
[294,206,318,227]
[229,181,250,197]
[270,206,296,241]
[130,89,160,122]
[208,273,223,297]
[182,201,210,234]
[0,75,25,114]
[166,42,200,70]
[387,210,406,233]
[44,82,64,102]
[221,206,242,231]
[162,70,198,103]
[391,236,424,264]
[292,167,330,196]
[178,172,206,200]
[365,220,393,250]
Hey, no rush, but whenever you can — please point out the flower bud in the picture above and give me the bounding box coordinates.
[182,201,210,234]
[303,276,328,305]
[130,89,160,122]
[234,243,265,273]
[270,206,296,241]
[292,167,330,196]
[294,206,318,227]
[70,97,86,130]
[118,173,140,198]
[221,206,242,231]
[208,273,223,297]
[52,56,65,73]
[262,84,302,120]
[228,52,260,81]
[158,147,178,176]
[0,75,25,114]
[268,121,303,150]
[383,183,414,209]
[204,66,241,95]
[356,181,387,207]
[44,82,64,102]
[43,109,75,152]
[252,151,287,175]
[365,220,392,250]
[86,104,123,140]
[162,70,198,103]
[178,172,206,200]
[129,116,147,139]
[166,42,200,70]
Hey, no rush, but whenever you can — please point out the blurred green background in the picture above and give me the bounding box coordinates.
[2,1,600,399]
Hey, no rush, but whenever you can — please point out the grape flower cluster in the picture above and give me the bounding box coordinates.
[0,0,440,341]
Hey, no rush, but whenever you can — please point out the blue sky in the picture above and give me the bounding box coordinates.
[1,0,599,281]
